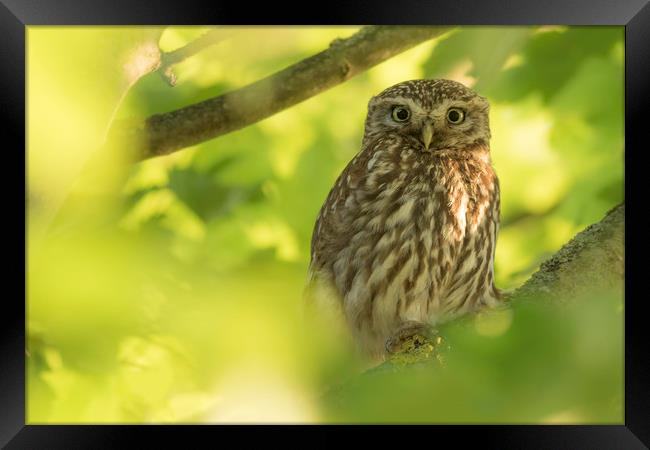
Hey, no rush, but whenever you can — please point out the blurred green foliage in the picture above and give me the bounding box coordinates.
[27,26,623,423]
[324,290,622,423]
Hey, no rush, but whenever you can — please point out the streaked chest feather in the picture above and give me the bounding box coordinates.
[312,141,500,347]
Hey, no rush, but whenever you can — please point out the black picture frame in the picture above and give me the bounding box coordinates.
[4,0,648,447]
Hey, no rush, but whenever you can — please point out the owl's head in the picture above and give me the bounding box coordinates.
[364,79,491,153]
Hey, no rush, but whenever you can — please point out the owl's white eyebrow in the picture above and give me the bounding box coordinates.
[372,96,423,113]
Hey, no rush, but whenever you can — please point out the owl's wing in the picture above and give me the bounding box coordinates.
[308,144,378,275]
[305,143,379,315]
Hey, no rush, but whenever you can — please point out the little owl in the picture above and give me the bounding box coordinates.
[306,79,502,360]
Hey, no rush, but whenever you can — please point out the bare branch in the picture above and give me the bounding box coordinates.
[111,26,451,161]
[158,29,234,86]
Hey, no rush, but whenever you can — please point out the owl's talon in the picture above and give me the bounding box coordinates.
[385,322,439,355]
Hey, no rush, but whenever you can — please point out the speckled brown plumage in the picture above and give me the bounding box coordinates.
[306,79,502,358]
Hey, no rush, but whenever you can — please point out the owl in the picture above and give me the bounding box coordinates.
[306,79,502,360]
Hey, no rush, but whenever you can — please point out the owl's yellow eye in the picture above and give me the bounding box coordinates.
[447,108,465,124]
[391,106,410,122]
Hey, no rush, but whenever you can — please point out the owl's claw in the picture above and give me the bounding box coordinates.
[385,321,440,355]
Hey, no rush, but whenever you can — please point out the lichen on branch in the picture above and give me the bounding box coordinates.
[512,203,624,305]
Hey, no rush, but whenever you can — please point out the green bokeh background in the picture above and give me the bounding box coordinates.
[27,26,624,423]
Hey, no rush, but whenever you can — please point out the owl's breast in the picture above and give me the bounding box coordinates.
[356,153,496,311]
[311,143,500,353]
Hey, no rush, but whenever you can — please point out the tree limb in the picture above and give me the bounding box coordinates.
[511,203,624,305]
[112,25,451,161]
[158,29,235,86]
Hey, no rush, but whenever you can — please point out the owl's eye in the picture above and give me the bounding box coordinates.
[447,108,465,124]
[391,106,411,122]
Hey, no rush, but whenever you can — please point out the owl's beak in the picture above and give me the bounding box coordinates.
[421,122,434,151]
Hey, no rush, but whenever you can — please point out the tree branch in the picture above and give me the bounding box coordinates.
[158,29,235,86]
[511,203,624,305]
[111,25,451,161]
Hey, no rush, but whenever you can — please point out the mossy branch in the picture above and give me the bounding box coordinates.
[511,203,624,304]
